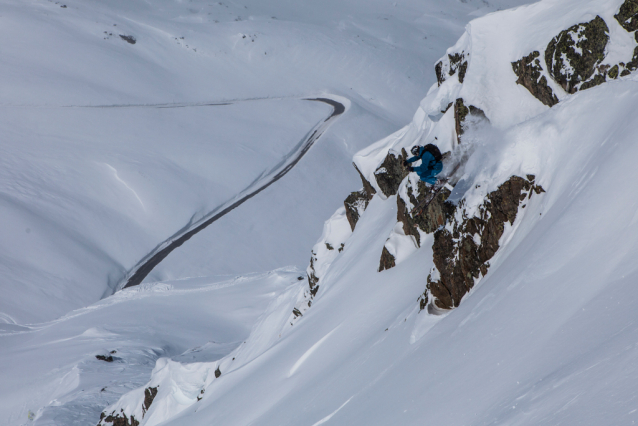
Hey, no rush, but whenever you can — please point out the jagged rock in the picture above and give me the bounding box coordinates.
[119,35,137,45]
[307,253,319,294]
[545,16,610,93]
[625,47,638,71]
[454,98,487,143]
[374,149,409,197]
[96,354,114,362]
[512,51,559,106]
[215,366,222,378]
[142,387,158,417]
[344,163,376,230]
[454,98,469,141]
[579,70,607,91]
[353,162,376,197]
[424,175,545,310]
[99,412,139,426]
[309,283,319,297]
[397,179,454,247]
[378,246,396,272]
[435,51,469,86]
[608,64,619,79]
[615,0,638,32]
[344,190,370,231]
[449,52,469,83]
[435,61,445,86]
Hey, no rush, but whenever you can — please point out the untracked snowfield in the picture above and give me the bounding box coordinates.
[9,0,637,425]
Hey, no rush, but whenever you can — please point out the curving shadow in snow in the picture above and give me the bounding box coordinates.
[114,96,347,292]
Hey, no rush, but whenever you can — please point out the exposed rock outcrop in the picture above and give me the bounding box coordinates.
[142,387,158,417]
[307,253,320,297]
[98,411,139,426]
[545,16,610,93]
[454,98,487,144]
[625,47,638,72]
[378,246,396,272]
[419,175,545,310]
[344,165,376,231]
[512,51,559,106]
[344,190,370,231]
[615,0,638,32]
[96,354,114,362]
[305,196,359,311]
[396,179,454,246]
[513,14,638,103]
[373,149,409,197]
[354,162,377,198]
[436,51,469,85]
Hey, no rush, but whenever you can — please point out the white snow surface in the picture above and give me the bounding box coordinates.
[0,0,523,324]
[4,0,638,425]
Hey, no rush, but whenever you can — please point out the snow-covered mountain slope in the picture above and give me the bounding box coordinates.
[1,269,305,425]
[0,0,523,325]
[0,0,543,423]
[91,0,638,425]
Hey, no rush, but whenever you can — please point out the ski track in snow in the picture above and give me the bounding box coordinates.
[311,396,354,426]
[288,325,340,377]
[37,95,347,293]
[115,95,347,291]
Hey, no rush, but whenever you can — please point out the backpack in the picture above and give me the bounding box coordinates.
[423,143,442,162]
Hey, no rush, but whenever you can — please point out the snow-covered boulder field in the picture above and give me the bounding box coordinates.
[92,0,638,425]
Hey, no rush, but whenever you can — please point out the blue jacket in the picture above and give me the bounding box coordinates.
[406,147,443,185]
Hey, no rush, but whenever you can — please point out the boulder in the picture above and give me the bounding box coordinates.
[545,16,609,93]
[512,51,559,106]
[615,0,638,32]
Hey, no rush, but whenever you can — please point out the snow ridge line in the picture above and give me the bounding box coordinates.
[112,95,348,293]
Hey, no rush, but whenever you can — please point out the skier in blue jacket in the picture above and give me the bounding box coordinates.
[403,144,443,185]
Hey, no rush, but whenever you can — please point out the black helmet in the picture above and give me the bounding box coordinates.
[411,145,421,156]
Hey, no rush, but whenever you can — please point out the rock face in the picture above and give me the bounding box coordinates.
[436,51,469,85]
[545,16,609,93]
[615,0,638,32]
[344,190,370,230]
[373,149,409,197]
[142,387,158,417]
[626,47,638,72]
[421,175,545,310]
[307,254,320,298]
[396,179,453,247]
[513,14,638,103]
[98,412,139,426]
[378,246,396,272]
[96,354,114,362]
[344,164,376,231]
[97,386,157,425]
[354,162,377,199]
[512,51,559,106]
[454,98,487,144]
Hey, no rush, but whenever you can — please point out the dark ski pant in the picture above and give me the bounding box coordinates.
[416,162,443,185]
